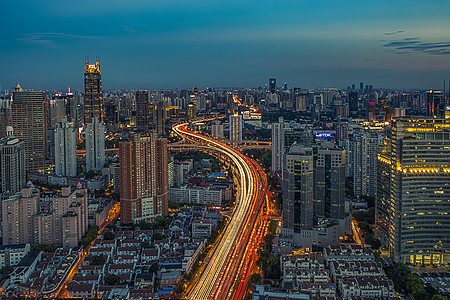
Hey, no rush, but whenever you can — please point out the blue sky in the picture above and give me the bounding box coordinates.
[1,0,449,91]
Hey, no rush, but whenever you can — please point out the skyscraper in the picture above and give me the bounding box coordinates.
[269,78,277,94]
[119,133,168,224]
[211,120,224,140]
[426,90,443,118]
[376,118,450,265]
[271,117,285,174]
[84,60,103,124]
[187,102,196,122]
[85,118,105,172]
[282,145,314,245]
[136,90,150,132]
[0,126,26,198]
[351,128,382,197]
[229,114,242,142]
[55,116,77,177]
[11,84,48,172]
[314,143,346,219]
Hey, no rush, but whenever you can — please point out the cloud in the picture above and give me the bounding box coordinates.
[383,37,450,55]
[18,32,99,46]
[384,30,405,36]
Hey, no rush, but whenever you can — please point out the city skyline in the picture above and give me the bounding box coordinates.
[1,0,449,91]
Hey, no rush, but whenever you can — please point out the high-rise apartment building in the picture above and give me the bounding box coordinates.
[119,133,168,224]
[155,101,166,136]
[314,143,346,219]
[85,118,105,172]
[2,185,88,247]
[351,128,382,197]
[136,90,150,132]
[211,120,224,140]
[0,127,26,198]
[376,118,450,265]
[271,117,285,174]
[282,145,314,245]
[84,60,103,124]
[229,114,242,142]
[2,186,39,245]
[55,116,77,177]
[11,84,48,172]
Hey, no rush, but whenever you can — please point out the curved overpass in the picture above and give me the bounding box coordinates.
[173,121,267,300]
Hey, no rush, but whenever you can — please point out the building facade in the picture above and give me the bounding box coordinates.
[272,117,285,175]
[282,145,314,247]
[119,133,168,224]
[84,60,103,124]
[0,126,26,198]
[55,116,77,177]
[86,118,105,172]
[314,143,346,219]
[136,90,150,132]
[376,118,450,265]
[229,114,242,142]
[11,85,48,172]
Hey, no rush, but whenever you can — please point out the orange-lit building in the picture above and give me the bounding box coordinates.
[84,60,103,124]
[119,133,168,224]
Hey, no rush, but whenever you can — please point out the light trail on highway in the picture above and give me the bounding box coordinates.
[173,118,267,300]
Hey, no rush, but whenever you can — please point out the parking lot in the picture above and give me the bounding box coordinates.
[417,272,450,295]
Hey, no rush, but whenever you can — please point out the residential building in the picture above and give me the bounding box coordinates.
[86,118,105,172]
[229,114,242,142]
[55,116,77,177]
[271,117,285,174]
[119,133,168,223]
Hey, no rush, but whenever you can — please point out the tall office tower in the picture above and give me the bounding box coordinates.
[155,138,169,217]
[269,78,277,94]
[348,91,359,115]
[55,116,77,177]
[2,186,39,245]
[0,108,6,138]
[211,120,224,140]
[85,118,105,172]
[155,101,166,135]
[376,118,450,265]
[136,90,150,132]
[187,102,196,122]
[426,90,443,118]
[229,114,243,142]
[314,143,346,219]
[271,117,285,174]
[360,82,364,92]
[352,128,381,197]
[11,84,48,172]
[84,60,103,124]
[282,145,314,244]
[0,127,26,198]
[367,101,376,122]
[119,133,168,224]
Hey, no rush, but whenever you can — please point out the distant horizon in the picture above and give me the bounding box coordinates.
[1,1,449,92]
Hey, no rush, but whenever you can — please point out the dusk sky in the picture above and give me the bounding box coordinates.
[1,0,449,91]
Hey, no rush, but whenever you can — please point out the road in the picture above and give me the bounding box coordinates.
[173,120,267,300]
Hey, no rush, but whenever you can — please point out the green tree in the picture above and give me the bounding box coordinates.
[105,274,121,285]
[91,255,107,265]
[103,231,115,240]
[31,244,57,252]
